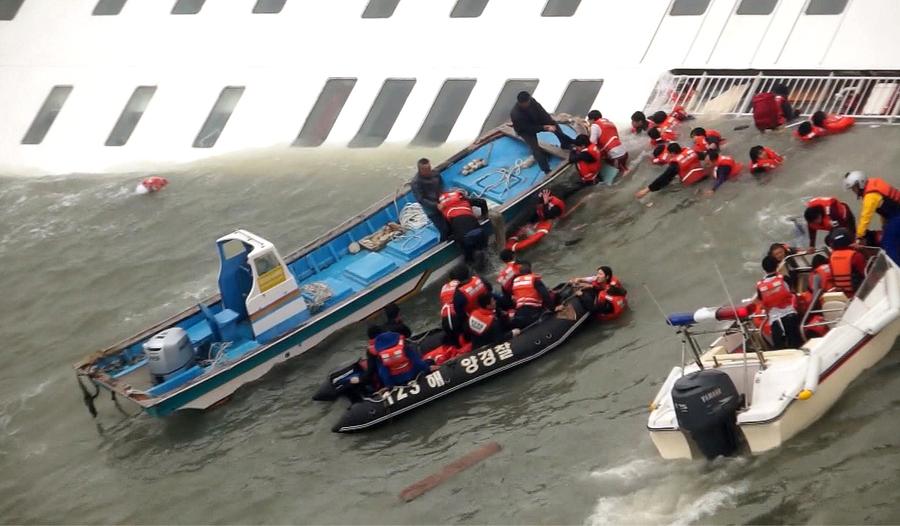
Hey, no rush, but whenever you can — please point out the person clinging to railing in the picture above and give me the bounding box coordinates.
[828,228,868,297]
[756,255,804,350]
[510,91,574,175]
[844,170,900,264]
[804,196,856,249]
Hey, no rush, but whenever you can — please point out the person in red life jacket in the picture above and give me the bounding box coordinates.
[587,110,629,175]
[496,249,520,303]
[634,142,706,199]
[808,254,836,302]
[569,134,603,185]
[689,127,724,159]
[828,228,867,297]
[466,293,521,349]
[382,302,412,338]
[570,266,628,321]
[438,189,490,266]
[794,120,828,142]
[372,332,435,389]
[749,145,784,174]
[532,188,565,222]
[651,144,672,166]
[752,83,801,131]
[772,83,801,124]
[510,91,574,174]
[439,265,469,347]
[646,127,675,150]
[509,261,554,329]
[346,324,387,393]
[703,150,743,196]
[804,197,856,248]
[756,255,803,350]
[811,111,855,134]
[845,170,900,263]
[569,265,627,296]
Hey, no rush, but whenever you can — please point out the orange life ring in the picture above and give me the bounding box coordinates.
[505,219,553,252]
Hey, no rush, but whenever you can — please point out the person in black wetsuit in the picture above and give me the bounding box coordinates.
[510,91,573,174]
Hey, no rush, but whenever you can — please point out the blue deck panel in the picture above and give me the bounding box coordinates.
[344,252,399,286]
[383,225,441,260]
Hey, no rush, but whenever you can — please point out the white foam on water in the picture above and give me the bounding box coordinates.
[585,457,749,526]
[134,183,149,195]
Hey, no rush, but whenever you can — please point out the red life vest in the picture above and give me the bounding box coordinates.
[795,124,828,142]
[808,264,834,292]
[467,307,495,336]
[576,144,602,183]
[806,197,848,231]
[822,115,855,133]
[512,273,544,309]
[459,276,488,314]
[595,291,627,322]
[674,148,705,186]
[536,195,566,221]
[830,249,863,295]
[752,92,781,130]
[652,147,671,166]
[864,178,900,218]
[440,279,460,317]
[750,147,783,172]
[438,191,475,220]
[714,154,743,177]
[497,262,521,294]
[774,95,787,125]
[377,336,412,376]
[596,118,624,155]
[756,274,795,310]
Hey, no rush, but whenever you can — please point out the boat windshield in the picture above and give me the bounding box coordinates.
[855,251,890,301]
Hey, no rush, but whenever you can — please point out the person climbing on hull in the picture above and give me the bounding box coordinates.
[437,189,490,267]
[569,134,603,185]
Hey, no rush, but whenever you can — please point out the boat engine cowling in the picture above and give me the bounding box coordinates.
[672,369,742,460]
[144,328,194,385]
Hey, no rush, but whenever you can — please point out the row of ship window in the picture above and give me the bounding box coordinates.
[0,0,851,21]
[21,79,604,148]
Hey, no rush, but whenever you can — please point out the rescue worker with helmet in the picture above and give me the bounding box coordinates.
[371,331,435,389]
[465,293,521,349]
[844,170,900,264]
[828,228,867,297]
[756,255,804,350]
[569,134,602,185]
[804,196,856,248]
[437,188,489,267]
[509,261,554,329]
[634,142,704,199]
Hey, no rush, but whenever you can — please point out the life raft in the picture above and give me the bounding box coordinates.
[505,219,554,252]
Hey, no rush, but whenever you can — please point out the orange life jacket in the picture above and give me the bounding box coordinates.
[536,195,566,221]
[512,273,544,309]
[822,115,855,133]
[750,147,783,172]
[438,191,475,220]
[808,264,834,292]
[864,178,900,218]
[714,154,742,177]
[756,274,795,310]
[377,336,412,376]
[806,197,848,231]
[596,118,623,155]
[674,148,704,186]
[440,279,460,317]
[497,262,521,294]
[795,124,828,142]
[830,249,863,295]
[459,276,488,314]
[595,291,627,322]
[576,144,602,183]
[467,307,495,336]
[652,147,671,165]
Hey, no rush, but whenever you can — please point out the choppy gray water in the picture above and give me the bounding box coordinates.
[1,123,899,525]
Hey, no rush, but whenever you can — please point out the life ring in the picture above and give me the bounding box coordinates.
[822,115,855,133]
[141,176,168,193]
[505,219,554,252]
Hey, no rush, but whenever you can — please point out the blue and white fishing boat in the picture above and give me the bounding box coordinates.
[74,121,585,417]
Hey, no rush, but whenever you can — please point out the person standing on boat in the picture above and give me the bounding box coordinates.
[466,294,520,348]
[828,228,867,297]
[509,261,554,329]
[437,189,489,266]
[756,256,804,350]
[844,170,900,263]
[411,158,449,240]
[804,196,856,248]
[510,91,574,175]
[372,332,434,389]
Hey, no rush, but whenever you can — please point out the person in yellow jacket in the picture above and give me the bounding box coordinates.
[844,170,900,264]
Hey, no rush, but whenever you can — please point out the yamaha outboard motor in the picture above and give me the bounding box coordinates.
[672,369,742,460]
[144,328,194,385]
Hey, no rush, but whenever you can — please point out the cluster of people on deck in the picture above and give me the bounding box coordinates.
[749,171,900,350]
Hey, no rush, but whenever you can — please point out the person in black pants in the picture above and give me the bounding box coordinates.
[510,91,573,174]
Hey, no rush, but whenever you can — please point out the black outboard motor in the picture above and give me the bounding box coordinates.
[672,369,742,460]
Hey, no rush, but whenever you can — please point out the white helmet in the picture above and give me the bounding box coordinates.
[843,170,867,191]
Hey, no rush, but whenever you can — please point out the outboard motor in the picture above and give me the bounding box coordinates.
[672,369,742,460]
[144,328,194,385]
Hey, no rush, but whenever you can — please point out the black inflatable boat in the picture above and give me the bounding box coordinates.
[330,286,593,432]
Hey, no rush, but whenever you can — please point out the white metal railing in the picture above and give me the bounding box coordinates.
[644,72,900,123]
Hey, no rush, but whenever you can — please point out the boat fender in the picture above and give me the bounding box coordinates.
[798,354,820,400]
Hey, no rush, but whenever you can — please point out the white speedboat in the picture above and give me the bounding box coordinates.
[647,249,900,460]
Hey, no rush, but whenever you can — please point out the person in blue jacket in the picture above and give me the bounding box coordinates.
[372,331,434,389]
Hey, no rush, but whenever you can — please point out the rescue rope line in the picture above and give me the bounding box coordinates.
[476,157,534,198]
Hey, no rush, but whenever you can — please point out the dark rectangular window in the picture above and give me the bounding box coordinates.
[450,0,488,17]
[172,0,204,15]
[555,80,603,116]
[541,0,580,17]
[736,0,778,15]
[253,0,286,14]
[349,79,416,148]
[362,0,399,18]
[22,86,72,145]
[106,86,156,147]
[412,79,476,146]
[805,0,848,15]
[480,79,539,136]
[93,0,127,15]
[293,78,357,147]
[193,87,244,148]
[670,0,710,16]
[0,0,25,20]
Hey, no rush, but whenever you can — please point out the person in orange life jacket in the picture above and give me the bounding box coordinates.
[466,293,521,348]
[530,188,565,222]
[844,170,900,264]
[438,189,489,266]
[634,142,704,199]
[509,261,554,329]
[382,302,412,338]
[497,249,520,299]
[828,228,867,296]
[440,264,470,347]
[749,145,784,174]
[570,266,627,320]
[569,134,603,185]
[510,91,574,174]
[646,127,673,149]
[410,158,449,240]
[795,120,828,142]
[689,127,723,159]
[703,150,743,196]
[346,324,387,392]
[804,197,856,248]
[772,83,801,123]
[651,143,672,165]
[587,110,629,174]
[808,254,835,300]
[569,266,627,296]
[757,255,804,350]
[372,331,435,389]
